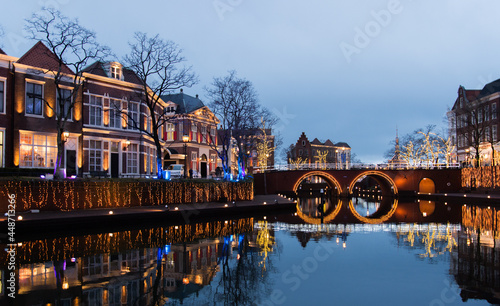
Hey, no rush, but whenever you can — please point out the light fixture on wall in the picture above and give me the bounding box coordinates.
[123,140,131,150]
[62,131,70,142]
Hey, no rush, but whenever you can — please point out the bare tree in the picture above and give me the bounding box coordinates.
[25,8,110,179]
[458,99,488,167]
[205,70,273,180]
[124,32,197,178]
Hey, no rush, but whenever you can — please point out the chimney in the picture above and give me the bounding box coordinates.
[180,88,183,93]
[196,94,199,99]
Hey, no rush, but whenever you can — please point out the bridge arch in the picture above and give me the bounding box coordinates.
[295,198,342,224]
[348,198,399,224]
[292,171,342,194]
[349,171,398,197]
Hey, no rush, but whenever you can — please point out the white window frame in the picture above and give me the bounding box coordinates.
[166,123,175,141]
[126,143,139,174]
[19,132,57,168]
[0,128,4,167]
[25,80,44,117]
[109,99,122,129]
[191,122,197,142]
[127,101,139,130]
[191,152,197,171]
[201,125,207,143]
[0,77,6,114]
[111,66,121,80]
[88,139,102,172]
[88,95,103,126]
[493,103,497,120]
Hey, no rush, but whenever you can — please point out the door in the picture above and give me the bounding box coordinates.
[200,162,207,178]
[66,150,77,176]
[111,153,119,178]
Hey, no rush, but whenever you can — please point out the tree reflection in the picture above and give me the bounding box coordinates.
[213,222,277,305]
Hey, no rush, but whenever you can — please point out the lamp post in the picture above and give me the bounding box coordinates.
[183,134,189,179]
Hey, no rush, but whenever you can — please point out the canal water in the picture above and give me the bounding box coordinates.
[2,197,499,305]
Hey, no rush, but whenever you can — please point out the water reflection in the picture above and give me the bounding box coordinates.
[1,204,499,305]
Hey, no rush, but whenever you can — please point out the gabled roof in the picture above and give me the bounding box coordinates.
[161,91,205,114]
[83,61,142,85]
[478,78,500,100]
[311,138,322,145]
[334,142,350,148]
[324,140,335,147]
[17,41,74,74]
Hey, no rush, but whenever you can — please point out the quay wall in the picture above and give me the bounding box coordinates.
[0,180,253,213]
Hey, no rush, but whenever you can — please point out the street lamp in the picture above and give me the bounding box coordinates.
[183,134,189,178]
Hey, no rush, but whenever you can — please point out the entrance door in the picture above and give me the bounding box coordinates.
[111,153,119,178]
[66,150,77,176]
[200,162,207,178]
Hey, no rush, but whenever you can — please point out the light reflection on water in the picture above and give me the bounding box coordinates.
[1,200,499,305]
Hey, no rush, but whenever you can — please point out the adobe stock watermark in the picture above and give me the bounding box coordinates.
[261,241,336,305]
[339,0,406,64]
[213,0,244,21]
[428,279,461,306]
[272,106,296,134]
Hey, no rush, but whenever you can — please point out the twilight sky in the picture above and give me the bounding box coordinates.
[2,0,500,163]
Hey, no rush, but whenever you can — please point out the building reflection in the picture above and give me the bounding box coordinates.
[452,205,500,304]
[2,218,256,305]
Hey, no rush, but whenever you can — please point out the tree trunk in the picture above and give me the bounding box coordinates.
[53,130,65,180]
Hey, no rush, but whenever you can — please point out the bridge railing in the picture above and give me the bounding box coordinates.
[252,162,462,173]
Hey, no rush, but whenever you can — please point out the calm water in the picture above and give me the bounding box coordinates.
[2,197,499,306]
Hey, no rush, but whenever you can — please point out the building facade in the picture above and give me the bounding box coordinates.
[450,81,500,165]
[289,132,351,169]
[0,42,220,178]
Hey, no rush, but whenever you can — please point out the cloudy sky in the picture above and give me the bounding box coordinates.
[3,0,500,163]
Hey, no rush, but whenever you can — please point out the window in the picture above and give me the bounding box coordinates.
[0,79,4,113]
[302,140,306,146]
[109,99,122,129]
[191,152,197,171]
[88,140,102,171]
[26,82,43,116]
[57,88,72,120]
[299,149,303,156]
[210,127,216,144]
[493,126,498,141]
[89,95,102,126]
[128,102,139,130]
[166,123,175,141]
[111,66,121,80]
[485,106,490,122]
[178,122,184,141]
[191,123,197,142]
[493,103,497,120]
[19,133,57,168]
[485,127,490,142]
[479,109,483,123]
[201,125,207,143]
[126,143,138,174]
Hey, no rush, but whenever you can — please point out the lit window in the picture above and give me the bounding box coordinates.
[88,140,102,171]
[191,123,197,142]
[166,123,175,141]
[26,82,43,116]
[19,133,57,168]
[201,125,207,143]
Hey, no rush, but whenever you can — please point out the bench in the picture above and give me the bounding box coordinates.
[89,170,109,178]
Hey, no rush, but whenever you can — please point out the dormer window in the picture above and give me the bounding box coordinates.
[111,66,121,80]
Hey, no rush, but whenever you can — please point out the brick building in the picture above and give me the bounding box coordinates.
[0,42,220,178]
[289,132,351,169]
[449,81,500,165]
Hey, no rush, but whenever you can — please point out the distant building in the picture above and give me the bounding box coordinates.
[289,132,351,169]
[449,81,500,165]
[387,129,407,169]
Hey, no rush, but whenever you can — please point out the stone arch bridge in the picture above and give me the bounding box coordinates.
[253,169,462,197]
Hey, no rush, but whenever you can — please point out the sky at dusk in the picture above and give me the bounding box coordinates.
[2,0,500,163]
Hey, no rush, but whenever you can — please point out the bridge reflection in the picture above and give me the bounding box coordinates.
[288,194,460,225]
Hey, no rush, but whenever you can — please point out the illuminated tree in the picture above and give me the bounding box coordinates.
[124,32,197,178]
[255,118,275,171]
[25,8,111,179]
[289,157,306,170]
